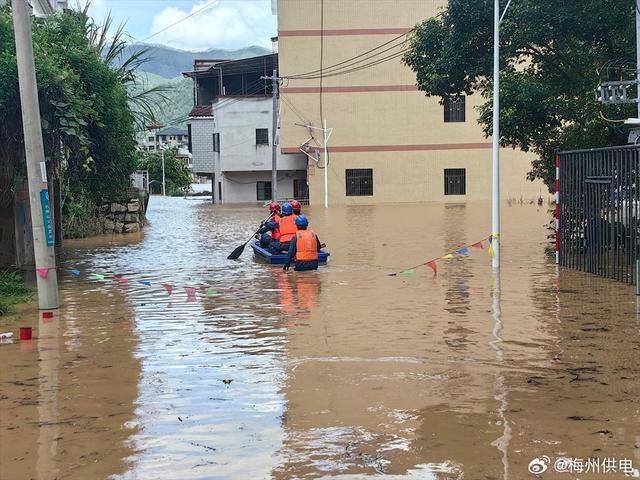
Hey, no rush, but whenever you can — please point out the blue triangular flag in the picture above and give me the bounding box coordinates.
[65,269,81,276]
[455,247,469,255]
[138,280,152,286]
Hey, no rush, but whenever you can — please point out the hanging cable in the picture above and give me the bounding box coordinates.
[137,1,220,44]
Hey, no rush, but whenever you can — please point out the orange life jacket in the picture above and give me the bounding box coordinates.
[278,214,298,243]
[295,229,318,261]
[271,213,282,240]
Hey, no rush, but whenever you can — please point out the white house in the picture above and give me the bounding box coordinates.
[183,54,307,203]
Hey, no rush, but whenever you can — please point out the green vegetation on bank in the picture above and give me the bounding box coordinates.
[0,6,164,239]
[0,270,32,317]
[403,0,635,191]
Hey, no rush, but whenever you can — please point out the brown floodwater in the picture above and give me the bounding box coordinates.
[1,197,640,480]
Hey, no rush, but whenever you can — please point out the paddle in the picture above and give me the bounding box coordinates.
[227,213,274,260]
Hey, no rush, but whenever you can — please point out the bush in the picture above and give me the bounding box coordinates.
[0,270,32,316]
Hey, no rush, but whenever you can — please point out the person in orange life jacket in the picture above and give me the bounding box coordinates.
[290,199,302,215]
[272,202,298,252]
[258,202,282,250]
[283,215,322,271]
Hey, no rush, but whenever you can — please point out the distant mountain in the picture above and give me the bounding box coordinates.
[119,44,271,78]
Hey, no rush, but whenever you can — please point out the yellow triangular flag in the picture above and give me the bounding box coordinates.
[487,243,495,257]
[441,254,455,260]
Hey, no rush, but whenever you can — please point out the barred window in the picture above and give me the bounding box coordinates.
[444,96,465,123]
[213,133,220,152]
[256,181,272,201]
[444,168,466,195]
[345,168,373,196]
[256,128,269,146]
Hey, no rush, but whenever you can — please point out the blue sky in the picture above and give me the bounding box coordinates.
[86,0,276,51]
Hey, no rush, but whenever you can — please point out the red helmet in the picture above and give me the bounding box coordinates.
[290,200,301,210]
[268,202,281,213]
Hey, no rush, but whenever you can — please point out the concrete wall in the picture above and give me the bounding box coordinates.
[277,0,548,205]
[189,117,215,175]
[215,97,307,172]
[221,170,306,203]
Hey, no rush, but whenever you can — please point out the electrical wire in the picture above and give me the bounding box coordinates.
[284,30,412,79]
[319,0,324,123]
[137,1,220,44]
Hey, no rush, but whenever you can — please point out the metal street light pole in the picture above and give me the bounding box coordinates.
[492,0,501,269]
[161,144,166,196]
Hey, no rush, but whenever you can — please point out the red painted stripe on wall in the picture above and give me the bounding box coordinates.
[281,143,492,154]
[281,84,419,94]
[279,28,412,37]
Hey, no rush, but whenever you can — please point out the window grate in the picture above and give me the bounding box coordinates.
[345,168,373,196]
[444,96,466,123]
[293,179,308,200]
[444,168,466,195]
[256,181,272,201]
[256,128,269,146]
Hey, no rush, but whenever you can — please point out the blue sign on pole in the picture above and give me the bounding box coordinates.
[40,189,54,247]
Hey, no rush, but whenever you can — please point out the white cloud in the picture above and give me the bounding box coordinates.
[146,0,276,51]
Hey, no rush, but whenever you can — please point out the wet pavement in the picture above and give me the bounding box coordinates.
[1,196,640,479]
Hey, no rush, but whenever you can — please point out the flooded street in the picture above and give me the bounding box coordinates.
[2,197,640,479]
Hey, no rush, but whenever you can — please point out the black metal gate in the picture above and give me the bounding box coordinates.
[559,145,640,284]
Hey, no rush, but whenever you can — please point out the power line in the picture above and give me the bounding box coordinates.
[137,1,220,44]
[285,29,412,79]
[319,0,325,122]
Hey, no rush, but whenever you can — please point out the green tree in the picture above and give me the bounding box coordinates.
[0,5,166,238]
[403,0,636,191]
[137,148,192,196]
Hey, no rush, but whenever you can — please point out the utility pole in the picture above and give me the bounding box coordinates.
[271,69,278,201]
[12,0,59,309]
[323,118,329,209]
[160,144,166,196]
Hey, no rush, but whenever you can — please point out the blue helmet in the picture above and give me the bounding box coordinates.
[295,215,309,227]
[281,202,293,214]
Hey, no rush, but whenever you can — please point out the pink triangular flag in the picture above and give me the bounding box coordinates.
[163,283,174,296]
[113,274,129,283]
[471,241,483,249]
[185,286,197,301]
[36,267,50,278]
[424,260,437,276]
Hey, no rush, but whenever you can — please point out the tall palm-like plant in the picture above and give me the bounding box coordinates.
[79,3,170,131]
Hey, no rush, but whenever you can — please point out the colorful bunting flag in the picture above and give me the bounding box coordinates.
[114,275,129,283]
[424,260,437,276]
[162,283,173,295]
[65,269,81,276]
[138,280,151,286]
[441,254,455,260]
[90,273,106,281]
[185,286,197,301]
[471,241,483,249]
[204,287,218,297]
[36,267,50,278]
[455,247,469,255]
[402,269,415,277]
[487,243,495,257]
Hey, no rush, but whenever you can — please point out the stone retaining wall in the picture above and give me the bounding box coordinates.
[100,196,144,234]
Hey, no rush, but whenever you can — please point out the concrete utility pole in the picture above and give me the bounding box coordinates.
[271,69,278,202]
[12,0,59,309]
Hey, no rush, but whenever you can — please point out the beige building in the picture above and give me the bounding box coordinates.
[276,0,547,205]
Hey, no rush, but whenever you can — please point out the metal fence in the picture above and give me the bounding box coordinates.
[558,145,640,284]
